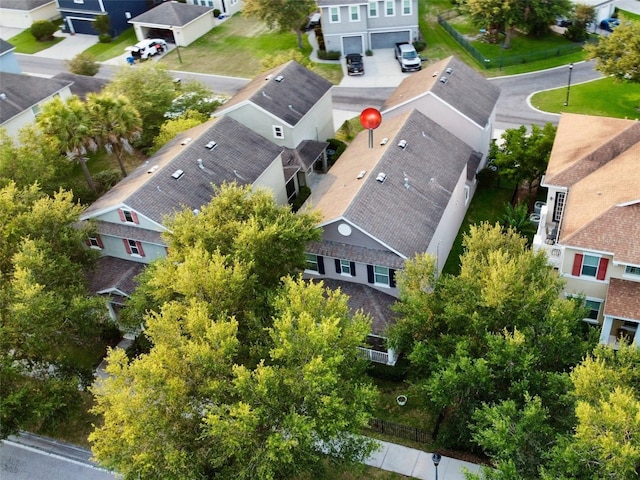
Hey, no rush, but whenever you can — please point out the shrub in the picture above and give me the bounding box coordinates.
[93,169,122,194]
[326,138,347,167]
[31,20,57,42]
[413,40,427,52]
[291,185,311,212]
[98,33,112,43]
[213,8,221,17]
[317,50,340,60]
[92,14,110,36]
[365,49,373,56]
[67,52,100,76]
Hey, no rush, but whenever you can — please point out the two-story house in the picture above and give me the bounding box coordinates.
[533,113,640,348]
[0,0,59,29]
[56,0,154,36]
[0,71,73,141]
[186,0,241,18]
[302,109,480,363]
[317,0,419,55]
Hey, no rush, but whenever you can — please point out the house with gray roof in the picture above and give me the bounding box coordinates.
[0,71,72,140]
[51,72,109,100]
[129,2,216,47]
[0,39,20,74]
[0,0,58,29]
[317,0,420,55]
[57,0,151,36]
[185,0,242,19]
[301,109,479,364]
[382,56,500,161]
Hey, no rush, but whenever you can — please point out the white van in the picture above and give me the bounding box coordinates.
[125,39,168,60]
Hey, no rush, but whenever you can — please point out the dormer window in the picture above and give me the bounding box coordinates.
[118,208,139,224]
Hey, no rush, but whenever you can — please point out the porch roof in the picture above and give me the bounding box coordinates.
[86,256,145,297]
[604,278,640,321]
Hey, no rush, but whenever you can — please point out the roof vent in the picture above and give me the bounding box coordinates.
[205,140,217,150]
[197,159,204,170]
[171,169,184,179]
[439,77,448,84]
[147,165,159,174]
[432,71,439,77]
[445,67,453,74]
[357,170,367,179]
[181,137,192,145]
[193,208,200,215]
[274,75,284,82]
[0,93,6,100]
[376,172,387,183]
[398,139,407,149]
[265,74,273,80]
[380,137,388,145]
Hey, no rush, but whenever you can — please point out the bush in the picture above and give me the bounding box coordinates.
[213,8,221,17]
[67,52,100,76]
[93,169,122,194]
[98,33,112,43]
[92,14,110,36]
[317,50,341,60]
[291,185,311,212]
[326,138,347,167]
[413,40,427,52]
[31,20,57,42]
[365,49,373,56]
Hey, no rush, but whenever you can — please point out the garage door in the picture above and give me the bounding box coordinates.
[342,36,363,55]
[371,31,411,49]
[68,17,97,35]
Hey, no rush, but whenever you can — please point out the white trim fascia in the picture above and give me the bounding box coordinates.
[613,259,640,268]
[80,204,168,232]
[381,89,431,116]
[317,216,408,259]
[617,198,640,207]
[431,92,485,130]
[59,9,103,15]
[215,101,296,129]
[540,180,568,190]
[96,287,130,297]
[1,87,71,125]
[562,244,615,258]
[605,314,640,323]
[320,1,367,6]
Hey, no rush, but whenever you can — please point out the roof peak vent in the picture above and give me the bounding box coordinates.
[181,137,192,145]
[205,140,217,150]
[147,165,159,174]
[439,76,448,84]
[357,170,367,179]
[265,74,273,80]
[197,159,204,170]
[445,67,453,74]
[380,137,388,145]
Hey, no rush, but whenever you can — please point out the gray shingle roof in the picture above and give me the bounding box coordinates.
[129,2,212,27]
[0,39,15,54]
[282,140,329,171]
[344,109,473,259]
[81,116,284,224]
[0,0,52,10]
[0,72,72,124]
[86,256,145,296]
[307,240,405,270]
[215,61,333,127]
[51,72,108,100]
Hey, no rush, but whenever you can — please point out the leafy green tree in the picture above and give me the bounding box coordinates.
[86,92,142,177]
[104,63,176,148]
[90,277,378,479]
[564,4,595,42]
[92,14,111,42]
[67,52,100,76]
[37,96,98,192]
[585,16,640,82]
[150,110,208,154]
[491,123,556,201]
[165,80,224,119]
[500,202,535,239]
[244,0,315,49]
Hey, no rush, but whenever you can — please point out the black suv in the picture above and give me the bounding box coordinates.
[346,53,364,76]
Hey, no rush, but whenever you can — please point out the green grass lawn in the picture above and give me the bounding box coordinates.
[84,28,137,61]
[531,76,640,119]
[8,26,64,54]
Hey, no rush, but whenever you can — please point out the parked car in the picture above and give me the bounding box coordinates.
[556,17,573,27]
[346,53,364,75]
[395,42,422,72]
[125,38,168,60]
[599,18,620,32]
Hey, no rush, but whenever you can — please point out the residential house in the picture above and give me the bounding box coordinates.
[0,71,72,140]
[186,0,241,18]
[533,113,640,348]
[382,56,501,162]
[317,0,420,55]
[56,0,153,36]
[129,2,215,47]
[0,39,21,74]
[214,60,334,197]
[51,72,109,100]
[574,0,618,24]
[0,0,59,29]
[302,109,480,363]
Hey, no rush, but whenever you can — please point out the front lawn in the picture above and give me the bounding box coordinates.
[84,28,137,62]
[7,24,64,54]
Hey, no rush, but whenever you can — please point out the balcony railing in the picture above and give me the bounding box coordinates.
[356,347,397,366]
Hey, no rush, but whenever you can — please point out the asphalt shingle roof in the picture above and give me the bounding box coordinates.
[0,72,71,124]
[307,109,473,260]
[130,2,212,27]
[81,116,284,224]
[86,256,145,297]
[0,0,52,10]
[215,61,333,127]
[51,72,108,100]
[383,56,501,129]
[0,39,15,54]
[604,278,640,320]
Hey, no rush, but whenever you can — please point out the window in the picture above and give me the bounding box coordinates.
[73,0,84,3]
[402,0,411,15]
[118,208,139,224]
[273,125,284,139]
[374,265,389,285]
[369,1,378,17]
[625,265,640,276]
[349,5,360,21]
[123,239,145,257]
[330,6,340,23]
[334,259,356,276]
[553,191,566,222]
[32,105,41,117]
[86,235,103,249]
[571,253,608,280]
[385,0,394,16]
[584,299,602,320]
[464,185,470,205]
[305,253,325,274]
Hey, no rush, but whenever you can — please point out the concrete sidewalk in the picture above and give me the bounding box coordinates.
[366,440,482,480]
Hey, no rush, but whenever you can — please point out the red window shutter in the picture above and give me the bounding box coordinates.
[131,211,139,224]
[596,258,609,280]
[96,235,104,249]
[122,238,131,254]
[571,253,583,276]
[117,209,126,222]
[84,238,91,247]
[136,241,145,257]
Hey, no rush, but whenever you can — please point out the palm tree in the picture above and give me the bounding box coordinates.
[37,96,98,192]
[86,93,141,177]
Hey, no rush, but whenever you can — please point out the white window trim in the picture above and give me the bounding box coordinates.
[374,265,390,287]
[623,265,640,279]
[350,5,360,22]
[385,0,395,17]
[580,253,601,278]
[88,237,102,249]
[127,239,142,257]
[330,6,340,23]
[464,185,470,205]
[402,0,412,15]
[305,253,320,274]
[340,259,351,276]
[272,125,284,139]
[368,1,378,17]
[122,209,135,223]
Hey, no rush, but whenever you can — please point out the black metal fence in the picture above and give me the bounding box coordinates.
[437,12,597,69]
[368,418,432,444]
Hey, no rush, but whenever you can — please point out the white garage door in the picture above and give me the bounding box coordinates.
[342,36,363,55]
[371,31,411,49]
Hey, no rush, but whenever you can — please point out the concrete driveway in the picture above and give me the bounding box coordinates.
[338,48,419,88]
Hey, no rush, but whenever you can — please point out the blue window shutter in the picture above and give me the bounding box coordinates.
[318,256,325,274]
[350,262,356,276]
[367,265,374,283]
[335,259,341,274]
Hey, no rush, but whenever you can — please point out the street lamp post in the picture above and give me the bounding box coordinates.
[432,453,442,480]
[564,63,573,106]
